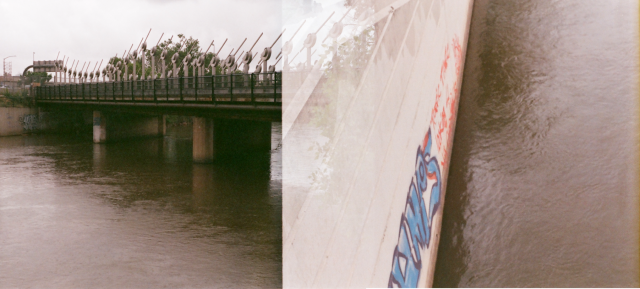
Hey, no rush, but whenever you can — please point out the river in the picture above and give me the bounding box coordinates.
[434,0,638,287]
[0,124,282,288]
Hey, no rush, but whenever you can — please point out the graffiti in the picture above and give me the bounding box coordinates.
[388,129,442,288]
[430,36,463,170]
[19,114,40,131]
[388,36,463,288]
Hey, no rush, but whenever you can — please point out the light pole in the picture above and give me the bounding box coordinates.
[3,55,16,78]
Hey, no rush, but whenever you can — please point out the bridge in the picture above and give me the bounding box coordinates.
[34,72,282,121]
[33,72,282,162]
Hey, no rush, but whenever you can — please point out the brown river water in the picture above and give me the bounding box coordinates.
[434,0,639,287]
[0,124,282,288]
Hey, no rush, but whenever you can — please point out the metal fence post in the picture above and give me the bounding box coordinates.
[153,79,157,103]
[179,76,183,102]
[211,75,216,104]
[251,73,255,105]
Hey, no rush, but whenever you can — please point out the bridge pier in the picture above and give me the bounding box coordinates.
[93,111,107,143]
[192,117,272,162]
[193,117,215,163]
[92,111,164,143]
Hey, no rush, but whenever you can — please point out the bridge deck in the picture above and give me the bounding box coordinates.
[35,72,281,105]
[34,72,282,121]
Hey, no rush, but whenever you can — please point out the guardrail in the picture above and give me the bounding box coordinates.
[34,72,282,106]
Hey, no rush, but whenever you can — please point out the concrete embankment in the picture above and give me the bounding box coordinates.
[283,0,474,287]
[0,105,96,137]
[0,107,39,136]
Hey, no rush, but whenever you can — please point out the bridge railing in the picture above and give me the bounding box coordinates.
[35,72,282,105]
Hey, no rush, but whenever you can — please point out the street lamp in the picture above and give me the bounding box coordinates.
[3,55,16,76]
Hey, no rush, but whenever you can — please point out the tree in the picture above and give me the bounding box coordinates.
[18,71,51,86]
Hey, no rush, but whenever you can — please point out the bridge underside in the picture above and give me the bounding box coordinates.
[38,103,276,162]
[36,101,280,122]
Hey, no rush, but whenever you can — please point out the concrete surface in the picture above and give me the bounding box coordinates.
[0,107,39,136]
[282,0,474,287]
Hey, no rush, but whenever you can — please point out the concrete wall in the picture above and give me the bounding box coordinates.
[0,107,39,136]
[283,0,473,287]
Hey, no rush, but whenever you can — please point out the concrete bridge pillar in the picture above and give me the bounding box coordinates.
[93,111,107,143]
[193,117,214,163]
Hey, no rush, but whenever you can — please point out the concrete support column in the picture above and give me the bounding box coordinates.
[193,117,214,163]
[93,111,107,143]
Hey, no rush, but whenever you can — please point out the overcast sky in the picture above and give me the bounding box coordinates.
[0,0,283,75]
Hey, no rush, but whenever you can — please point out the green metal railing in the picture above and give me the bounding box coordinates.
[35,72,282,106]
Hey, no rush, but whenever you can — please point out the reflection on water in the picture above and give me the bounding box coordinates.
[434,0,638,287]
[0,124,282,288]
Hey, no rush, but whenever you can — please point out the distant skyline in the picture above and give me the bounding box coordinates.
[0,0,282,76]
